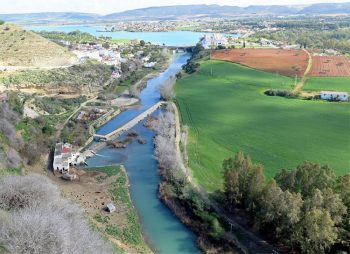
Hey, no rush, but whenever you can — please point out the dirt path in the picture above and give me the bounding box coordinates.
[293,49,312,93]
[172,102,283,254]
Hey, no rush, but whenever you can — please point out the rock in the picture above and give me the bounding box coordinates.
[138,138,146,144]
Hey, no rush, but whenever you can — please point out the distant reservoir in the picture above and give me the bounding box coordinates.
[25,24,239,46]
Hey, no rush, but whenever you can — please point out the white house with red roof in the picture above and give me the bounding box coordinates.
[53,143,72,173]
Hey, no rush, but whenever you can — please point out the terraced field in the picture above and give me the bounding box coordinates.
[176,60,350,191]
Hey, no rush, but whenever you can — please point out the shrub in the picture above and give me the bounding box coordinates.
[159,76,176,101]
[0,174,115,254]
[0,174,59,210]
[264,89,295,98]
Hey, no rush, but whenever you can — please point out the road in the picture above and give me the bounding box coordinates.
[293,49,313,93]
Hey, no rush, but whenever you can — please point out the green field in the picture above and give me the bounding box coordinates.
[176,60,350,191]
[304,77,350,93]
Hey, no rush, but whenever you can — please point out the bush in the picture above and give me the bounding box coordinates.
[159,76,176,101]
[0,20,4,25]
[264,89,295,98]
[0,174,59,210]
[0,174,115,254]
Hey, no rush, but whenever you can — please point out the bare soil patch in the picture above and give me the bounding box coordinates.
[309,55,350,76]
[211,48,309,77]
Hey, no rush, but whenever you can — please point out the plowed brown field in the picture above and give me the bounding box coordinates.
[309,56,350,76]
[211,48,309,77]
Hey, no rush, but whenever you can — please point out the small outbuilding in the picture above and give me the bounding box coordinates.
[106,203,116,213]
[320,91,348,102]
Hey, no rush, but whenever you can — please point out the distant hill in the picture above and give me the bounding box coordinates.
[0,24,77,68]
[299,2,350,14]
[0,12,99,25]
[0,3,349,24]
[102,3,350,20]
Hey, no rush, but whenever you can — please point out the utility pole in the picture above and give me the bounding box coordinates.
[229,222,233,233]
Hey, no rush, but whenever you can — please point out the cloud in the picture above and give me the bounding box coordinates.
[0,0,349,14]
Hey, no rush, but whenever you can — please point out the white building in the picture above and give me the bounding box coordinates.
[144,62,156,68]
[201,34,229,49]
[106,203,116,213]
[53,143,72,173]
[53,143,86,173]
[320,91,348,102]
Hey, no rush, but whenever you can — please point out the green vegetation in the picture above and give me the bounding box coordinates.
[90,165,122,177]
[61,120,89,147]
[0,24,76,67]
[1,61,113,92]
[35,96,86,114]
[91,166,149,253]
[254,28,350,53]
[223,151,350,253]
[38,31,131,45]
[176,60,350,191]
[38,30,99,43]
[304,77,350,93]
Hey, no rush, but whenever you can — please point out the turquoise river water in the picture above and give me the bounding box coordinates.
[86,53,201,254]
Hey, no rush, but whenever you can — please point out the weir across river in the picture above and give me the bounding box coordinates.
[93,101,164,141]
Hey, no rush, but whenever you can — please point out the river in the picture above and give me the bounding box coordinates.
[25,24,239,46]
[86,53,201,254]
[27,24,213,253]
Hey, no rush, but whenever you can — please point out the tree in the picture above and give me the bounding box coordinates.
[121,62,129,73]
[335,173,350,247]
[0,20,4,25]
[275,162,336,197]
[223,152,265,210]
[258,180,303,239]
[293,208,338,254]
[210,218,225,240]
[102,42,110,49]
[304,188,347,225]
[159,76,176,101]
[140,40,146,47]
[129,85,140,98]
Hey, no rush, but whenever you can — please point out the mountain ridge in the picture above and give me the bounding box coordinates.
[0,3,349,24]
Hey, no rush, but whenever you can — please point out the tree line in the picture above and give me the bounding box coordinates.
[223,151,349,253]
[255,28,350,53]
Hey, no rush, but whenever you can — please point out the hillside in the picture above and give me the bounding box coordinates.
[1,3,349,24]
[102,3,350,20]
[0,24,77,68]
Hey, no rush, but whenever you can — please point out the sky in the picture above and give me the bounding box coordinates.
[0,0,349,14]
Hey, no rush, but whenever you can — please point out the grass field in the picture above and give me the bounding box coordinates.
[304,77,350,93]
[176,60,350,191]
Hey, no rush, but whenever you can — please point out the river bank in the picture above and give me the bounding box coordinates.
[149,102,241,254]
